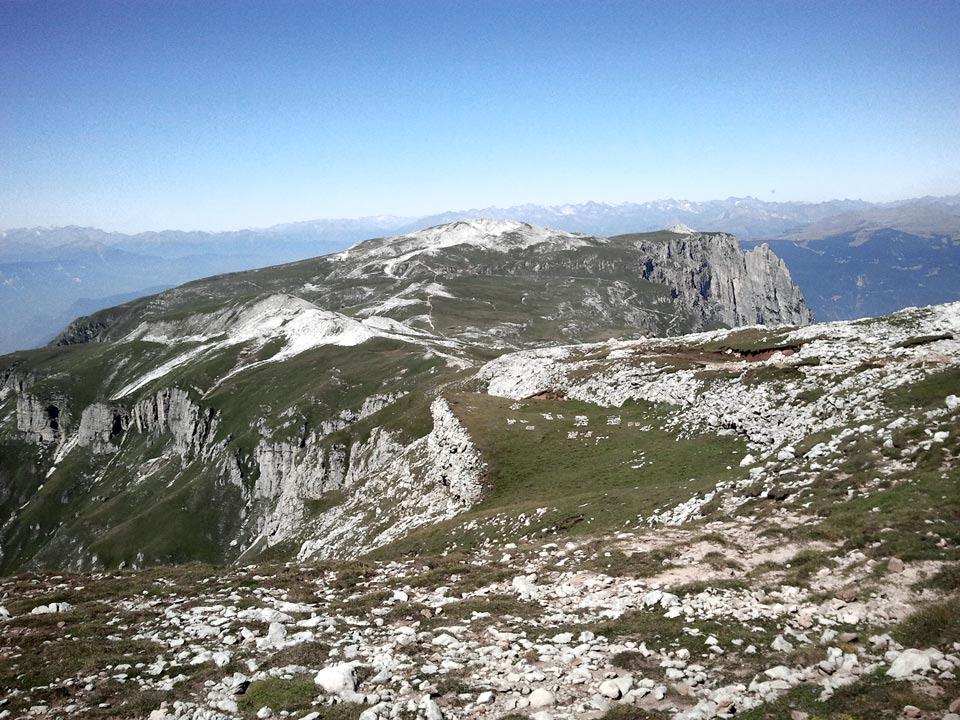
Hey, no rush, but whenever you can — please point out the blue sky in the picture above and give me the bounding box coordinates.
[2,0,959,232]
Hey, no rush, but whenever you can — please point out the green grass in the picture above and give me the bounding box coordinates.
[736,672,959,720]
[439,593,543,625]
[695,326,799,354]
[885,365,960,413]
[202,337,450,446]
[740,418,959,568]
[0,602,168,716]
[892,595,960,647]
[238,678,317,717]
[378,393,745,557]
[897,332,954,348]
[554,608,791,684]
[430,272,686,344]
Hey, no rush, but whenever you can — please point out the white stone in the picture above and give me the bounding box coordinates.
[257,622,287,650]
[211,651,232,667]
[777,446,796,461]
[771,635,794,653]
[30,602,72,615]
[512,575,539,599]
[598,680,622,699]
[528,688,556,708]
[315,663,357,694]
[887,649,938,679]
[642,589,663,607]
[432,633,458,647]
[422,697,443,720]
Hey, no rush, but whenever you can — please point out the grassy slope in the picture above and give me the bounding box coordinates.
[376,393,745,557]
[0,335,462,573]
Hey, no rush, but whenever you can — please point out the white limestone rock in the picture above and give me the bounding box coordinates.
[528,688,556,708]
[887,649,942,679]
[315,663,357,695]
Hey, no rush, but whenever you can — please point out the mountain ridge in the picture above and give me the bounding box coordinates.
[2,193,958,355]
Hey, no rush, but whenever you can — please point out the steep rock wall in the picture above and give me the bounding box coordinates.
[76,403,130,454]
[632,233,815,327]
[16,394,68,444]
[130,388,218,462]
[249,392,407,546]
[297,397,486,560]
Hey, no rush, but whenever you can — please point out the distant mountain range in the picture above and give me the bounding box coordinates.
[1,193,959,353]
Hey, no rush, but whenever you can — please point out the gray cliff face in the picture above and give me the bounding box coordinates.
[76,403,129,454]
[628,232,815,328]
[424,397,486,506]
[743,243,816,326]
[130,388,219,462]
[16,395,67,444]
[297,397,487,561]
[3,378,417,566]
[248,392,407,546]
[251,439,347,545]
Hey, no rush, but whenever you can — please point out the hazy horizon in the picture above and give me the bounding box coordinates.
[3,0,959,233]
[3,190,959,236]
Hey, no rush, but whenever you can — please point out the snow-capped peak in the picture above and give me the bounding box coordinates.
[338,218,597,277]
[666,223,696,235]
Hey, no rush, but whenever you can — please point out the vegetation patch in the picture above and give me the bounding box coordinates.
[238,678,317,717]
[736,672,959,720]
[383,394,745,557]
[892,595,960,647]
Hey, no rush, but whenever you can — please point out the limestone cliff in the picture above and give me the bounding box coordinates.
[623,230,815,328]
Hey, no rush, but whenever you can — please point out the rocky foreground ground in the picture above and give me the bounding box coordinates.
[2,303,959,720]
[2,427,958,720]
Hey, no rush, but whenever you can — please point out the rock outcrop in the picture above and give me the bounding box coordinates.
[131,388,218,462]
[297,397,486,561]
[626,231,815,327]
[76,402,130,454]
[16,394,67,444]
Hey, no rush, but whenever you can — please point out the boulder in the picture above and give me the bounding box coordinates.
[886,649,941,679]
[528,688,556,708]
[315,663,357,694]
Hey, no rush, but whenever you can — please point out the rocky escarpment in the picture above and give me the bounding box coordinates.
[249,392,407,547]
[1,377,445,570]
[297,397,486,560]
[624,230,815,328]
[129,388,220,462]
[478,302,959,455]
[16,394,68,444]
[76,402,130,454]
